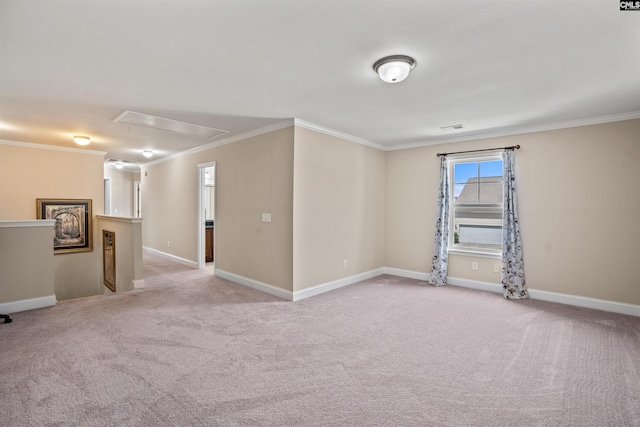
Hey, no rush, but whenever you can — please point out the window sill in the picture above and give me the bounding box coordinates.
[448,248,502,259]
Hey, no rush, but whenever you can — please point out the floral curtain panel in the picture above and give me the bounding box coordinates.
[429,156,449,287]
[501,149,528,299]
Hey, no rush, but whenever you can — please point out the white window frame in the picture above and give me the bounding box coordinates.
[447,152,503,259]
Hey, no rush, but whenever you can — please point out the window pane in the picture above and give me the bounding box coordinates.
[453,184,466,200]
[450,158,503,253]
[478,181,502,204]
[480,160,502,179]
[458,225,502,246]
[455,183,478,204]
[454,162,477,184]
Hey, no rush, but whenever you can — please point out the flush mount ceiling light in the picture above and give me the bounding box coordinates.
[73,135,91,145]
[142,150,153,158]
[106,158,134,170]
[373,55,416,83]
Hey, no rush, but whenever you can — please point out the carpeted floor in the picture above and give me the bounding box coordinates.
[1,252,639,426]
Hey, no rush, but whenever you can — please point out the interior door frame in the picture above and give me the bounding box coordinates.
[104,177,112,215]
[197,161,216,269]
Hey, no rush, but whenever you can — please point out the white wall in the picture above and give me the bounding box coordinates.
[104,166,138,217]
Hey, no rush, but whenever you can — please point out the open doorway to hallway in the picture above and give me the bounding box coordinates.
[197,162,216,271]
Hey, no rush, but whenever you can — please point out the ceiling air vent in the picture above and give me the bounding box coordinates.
[114,111,229,139]
[440,124,465,131]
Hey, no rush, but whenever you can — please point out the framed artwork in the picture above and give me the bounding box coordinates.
[102,230,116,292]
[36,199,92,254]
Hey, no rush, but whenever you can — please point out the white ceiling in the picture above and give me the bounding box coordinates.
[1,0,639,169]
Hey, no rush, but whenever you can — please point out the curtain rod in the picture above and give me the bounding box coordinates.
[436,145,520,157]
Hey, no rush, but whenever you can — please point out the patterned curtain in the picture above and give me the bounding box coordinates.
[429,156,449,287]
[502,149,528,299]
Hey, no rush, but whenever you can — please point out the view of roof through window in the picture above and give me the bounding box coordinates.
[452,159,503,251]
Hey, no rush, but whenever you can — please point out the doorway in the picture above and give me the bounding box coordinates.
[104,178,112,215]
[197,162,216,270]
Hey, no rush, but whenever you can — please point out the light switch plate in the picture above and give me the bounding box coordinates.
[261,213,272,223]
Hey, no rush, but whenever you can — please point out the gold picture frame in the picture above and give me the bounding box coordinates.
[36,199,92,254]
[102,230,116,292]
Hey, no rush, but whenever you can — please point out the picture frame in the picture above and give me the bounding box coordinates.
[36,199,93,254]
[102,230,116,292]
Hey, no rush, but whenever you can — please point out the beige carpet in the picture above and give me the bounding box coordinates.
[1,252,639,426]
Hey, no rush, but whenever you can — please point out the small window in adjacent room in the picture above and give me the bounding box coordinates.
[450,155,503,256]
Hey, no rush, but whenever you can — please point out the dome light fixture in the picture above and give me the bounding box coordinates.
[373,55,416,83]
[73,135,91,145]
[142,149,153,158]
[115,162,124,169]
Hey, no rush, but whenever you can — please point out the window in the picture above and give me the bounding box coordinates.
[450,155,503,255]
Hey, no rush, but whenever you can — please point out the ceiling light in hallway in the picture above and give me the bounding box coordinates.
[73,135,91,145]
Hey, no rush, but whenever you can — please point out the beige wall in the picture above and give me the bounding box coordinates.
[4,118,639,308]
[0,142,106,300]
[386,119,640,305]
[0,222,54,306]
[104,166,137,217]
[141,127,294,291]
[293,127,386,291]
[97,216,143,294]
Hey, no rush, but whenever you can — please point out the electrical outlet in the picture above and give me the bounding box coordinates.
[493,264,501,273]
[167,241,171,247]
[344,259,348,268]
[471,262,478,271]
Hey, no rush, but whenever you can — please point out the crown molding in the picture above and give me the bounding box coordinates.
[142,119,295,168]
[293,119,386,151]
[136,110,640,167]
[386,111,640,151]
[0,139,107,156]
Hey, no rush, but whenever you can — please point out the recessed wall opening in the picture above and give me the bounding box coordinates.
[197,162,216,271]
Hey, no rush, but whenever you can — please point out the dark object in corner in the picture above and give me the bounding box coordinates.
[0,314,12,324]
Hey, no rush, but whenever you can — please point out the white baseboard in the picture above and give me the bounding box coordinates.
[527,288,640,317]
[293,268,385,302]
[132,279,145,289]
[385,267,640,317]
[202,261,640,317]
[143,246,197,268]
[215,268,386,302]
[447,276,503,294]
[0,295,57,314]
[215,269,293,301]
[383,267,430,282]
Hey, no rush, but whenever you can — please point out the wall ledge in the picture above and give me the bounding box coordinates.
[0,295,56,314]
[0,219,55,228]
[96,215,143,224]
